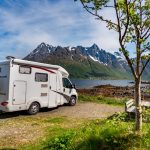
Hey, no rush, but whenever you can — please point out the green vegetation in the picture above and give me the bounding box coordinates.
[143,108,150,123]
[145,88,150,94]
[43,59,131,79]
[79,93,127,106]
[1,95,149,150]
[21,113,150,150]
[45,117,67,123]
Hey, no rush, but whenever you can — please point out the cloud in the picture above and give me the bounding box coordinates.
[0,0,119,60]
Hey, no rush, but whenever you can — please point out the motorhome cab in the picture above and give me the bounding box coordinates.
[0,58,77,115]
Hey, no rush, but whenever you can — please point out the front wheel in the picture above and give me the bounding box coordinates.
[27,102,40,115]
[69,96,76,106]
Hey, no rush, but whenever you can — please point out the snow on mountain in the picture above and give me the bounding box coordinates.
[24,42,126,69]
[25,42,56,61]
[65,46,76,51]
[114,52,125,61]
[89,55,99,62]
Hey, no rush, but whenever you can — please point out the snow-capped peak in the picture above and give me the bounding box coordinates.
[40,42,46,48]
[114,52,125,61]
[89,55,99,62]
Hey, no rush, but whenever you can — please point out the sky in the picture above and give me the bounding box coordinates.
[0,0,120,60]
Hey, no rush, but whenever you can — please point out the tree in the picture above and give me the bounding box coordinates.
[76,0,150,131]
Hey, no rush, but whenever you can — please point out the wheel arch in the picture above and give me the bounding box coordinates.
[32,101,41,108]
[27,100,41,109]
[71,95,78,100]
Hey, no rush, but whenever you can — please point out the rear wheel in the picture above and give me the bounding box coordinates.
[69,96,76,106]
[27,102,40,115]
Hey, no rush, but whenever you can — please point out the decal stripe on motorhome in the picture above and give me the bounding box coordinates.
[31,66,56,74]
[51,90,70,102]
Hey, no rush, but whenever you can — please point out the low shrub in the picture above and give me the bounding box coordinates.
[143,108,150,123]
[43,131,75,150]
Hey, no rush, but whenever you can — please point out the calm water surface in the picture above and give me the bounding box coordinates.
[70,79,133,89]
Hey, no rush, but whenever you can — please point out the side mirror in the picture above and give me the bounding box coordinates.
[72,84,76,89]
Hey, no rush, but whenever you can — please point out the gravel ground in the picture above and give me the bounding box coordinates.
[37,102,124,119]
[0,102,124,121]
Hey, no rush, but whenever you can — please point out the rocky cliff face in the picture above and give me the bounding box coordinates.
[24,42,130,79]
[24,43,150,79]
[25,43,126,66]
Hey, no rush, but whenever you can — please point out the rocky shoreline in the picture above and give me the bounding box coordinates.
[78,84,150,101]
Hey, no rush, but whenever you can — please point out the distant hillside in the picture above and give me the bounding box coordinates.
[24,42,132,79]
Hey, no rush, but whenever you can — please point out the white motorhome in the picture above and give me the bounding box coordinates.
[0,58,77,114]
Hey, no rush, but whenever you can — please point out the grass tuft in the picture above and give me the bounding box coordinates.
[45,117,67,123]
[79,93,127,106]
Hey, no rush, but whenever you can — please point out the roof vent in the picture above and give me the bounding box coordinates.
[6,56,15,60]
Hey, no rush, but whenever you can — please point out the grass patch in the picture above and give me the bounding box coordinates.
[78,93,127,106]
[20,114,150,150]
[45,117,67,123]
[43,118,150,150]
[144,89,150,94]
[143,108,150,123]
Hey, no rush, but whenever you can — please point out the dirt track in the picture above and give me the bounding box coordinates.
[37,102,123,119]
[0,102,123,120]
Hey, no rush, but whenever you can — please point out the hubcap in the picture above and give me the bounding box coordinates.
[72,98,76,104]
[31,104,38,113]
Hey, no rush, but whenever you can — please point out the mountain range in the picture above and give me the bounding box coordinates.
[24,42,149,79]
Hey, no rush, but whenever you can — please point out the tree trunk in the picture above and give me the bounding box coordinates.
[135,77,142,131]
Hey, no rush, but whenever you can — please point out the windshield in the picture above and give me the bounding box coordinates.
[62,78,72,88]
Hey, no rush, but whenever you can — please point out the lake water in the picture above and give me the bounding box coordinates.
[70,79,134,89]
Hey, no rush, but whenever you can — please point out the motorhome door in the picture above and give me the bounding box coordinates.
[49,74,57,107]
[13,81,26,105]
[0,63,10,102]
[62,78,72,102]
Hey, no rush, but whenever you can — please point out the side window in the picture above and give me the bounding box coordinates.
[19,66,31,74]
[63,78,72,88]
[0,68,1,73]
[35,73,48,82]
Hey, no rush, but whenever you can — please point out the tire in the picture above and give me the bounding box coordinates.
[27,102,40,115]
[69,96,76,106]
